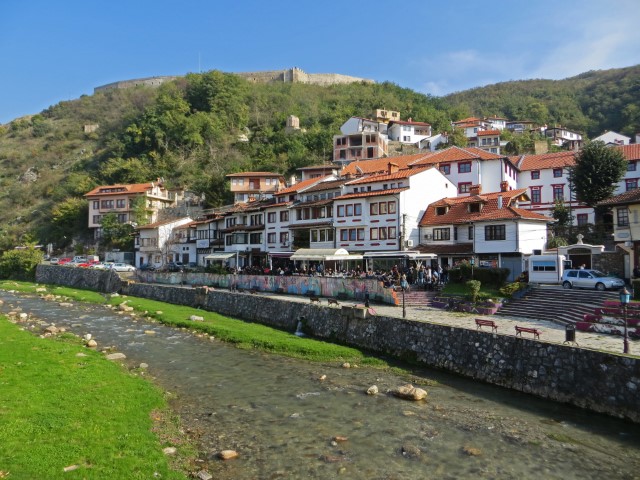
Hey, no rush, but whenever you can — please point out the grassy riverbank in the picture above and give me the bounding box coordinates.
[0,281,388,366]
[0,316,194,479]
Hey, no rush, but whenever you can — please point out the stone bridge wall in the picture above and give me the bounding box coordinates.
[122,282,640,422]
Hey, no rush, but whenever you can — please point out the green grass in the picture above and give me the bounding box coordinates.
[0,281,388,365]
[0,318,193,479]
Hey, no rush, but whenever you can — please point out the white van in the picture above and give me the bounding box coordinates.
[527,254,570,284]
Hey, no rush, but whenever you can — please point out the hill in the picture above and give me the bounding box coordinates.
[0,66,638,252]
[442,65,640,138]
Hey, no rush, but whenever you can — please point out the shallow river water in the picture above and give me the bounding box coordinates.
[2,291,640,479]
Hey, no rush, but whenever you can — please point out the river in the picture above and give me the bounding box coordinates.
[2,290,640,479]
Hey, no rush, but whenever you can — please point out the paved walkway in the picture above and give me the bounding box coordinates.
[261,292,633,356]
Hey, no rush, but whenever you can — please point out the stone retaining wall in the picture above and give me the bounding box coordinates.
[122,282,640,422]
[36,265,123,293]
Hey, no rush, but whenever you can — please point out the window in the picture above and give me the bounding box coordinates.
[440,164,451,175]
[280,232,289,244]
[267,233,276,243]
[532,261,556,272]
[628,162,636,171]
[379,227,387,240]
[485,225,506,240]
[618,208,630,227]
[436,206,447,216]
[458,182,472,194]
[370,203,379,215]
[553,168,563,178]
[433,228,450,241]
[354,203,362,216]
[379,202,388,214]
[311,230,318,242]
[346,204,354,216]
[337,205,345,217]
[280,211,289,222]
[388,226,396,239]
[530,187,541,204]
[100,199,114,209]
[93,215,101,224]
[93,201,99,209]
[468,226,474,240]
[370,228,378,240]
[249,233,262,244]
[468,203,481,213]
[458,162,472,173]
[531,170,540,180]
[116,199,126,208]
[454,226,458,241]
[626,179,638,191]
[577,214,588,226]
[388,201,396,214]
[267,212,276,223]
[553,185,564,201]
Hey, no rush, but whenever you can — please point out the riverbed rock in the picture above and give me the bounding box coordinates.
[139,363,149,369]
[19,313,29,321]
[333,436,348,443]
[86,339,97,348]
[190,315,204,321]
[462,445,482,456]
[401,444,422,458]
[44,325,59,334]
[342,362,351,369]
[59,302,73,307]
[218,450,238,460]
[367,385,379,395]
[392,384,428,401]
[196,470,213,480]
[106,352,126,361]
[163,447,177,455]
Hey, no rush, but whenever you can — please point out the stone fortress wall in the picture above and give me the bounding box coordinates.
[94,67,373,93]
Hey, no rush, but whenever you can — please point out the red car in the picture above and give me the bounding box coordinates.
[58,258,72,265]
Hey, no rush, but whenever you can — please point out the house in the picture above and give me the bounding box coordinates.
[418,186,550,281]
[192,214,226,266]
[484,115,508,131]
[85,180,181,240]
[506,120,537,134]
[409,146,519,195]
[614,144,640,194]
[593,131,631,146]
[341,153,432,178]
[373,109,401,124]
[513,151,593,225]
[387,119,432,145]
[544,126,583,150]
[597,189,640,273]
[134,217,193,268]
[452,117,490,142]
[220,199,273,269]
[333,130,388,165]
[334,163,456,252]
[476,130,501,154]
[226,172,286,203]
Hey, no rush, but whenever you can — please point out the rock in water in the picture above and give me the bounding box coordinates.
[392,384,428,401]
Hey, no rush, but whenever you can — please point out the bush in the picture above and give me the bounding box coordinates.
[0,247,44,280]
[449,263,510,287]
[466,280,481,303]
[499,281,529,297]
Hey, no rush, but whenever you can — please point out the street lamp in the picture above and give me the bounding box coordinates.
[619,287,631,354]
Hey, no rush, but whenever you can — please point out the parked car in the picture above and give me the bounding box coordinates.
[110,263,136,272]
[561,269,625,291]
[58,257,72,265]
[139,263,156,271]
[49,257,60,265]
[166,262,184,272]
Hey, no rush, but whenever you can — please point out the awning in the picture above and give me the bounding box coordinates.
[204,252,235,260]
[290,248,362,261]
[267,251,295,258]
[363,250,437,260]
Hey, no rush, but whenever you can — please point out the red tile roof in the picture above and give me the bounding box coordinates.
[336,187,409,201]
[85,182,155,197]
[515,151,576,171]
[276,176,331,195]
[341,153,432,176]
[615,144,640,161]
[477,129,501,136]
[345,166,432,185]
[419,188,550,226]
[598,188,640,206]
[389,120,431,127]
[409,146,502,167]
[226,171,285,177]
[453,117,481,124]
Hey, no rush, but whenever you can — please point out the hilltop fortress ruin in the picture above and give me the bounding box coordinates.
[94,67,374,93]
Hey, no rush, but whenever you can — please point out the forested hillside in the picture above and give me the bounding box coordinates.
[0,66,638,251]
[443,65,640,138]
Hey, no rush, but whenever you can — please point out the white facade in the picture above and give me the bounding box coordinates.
[334,168,455,252]
[134,217,193,268]
[387,121,432,144]
[593,131,631,146]
[339,116,387,135]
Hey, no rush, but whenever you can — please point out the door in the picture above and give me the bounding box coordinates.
[500,254,523,283]
[576,270,593,288]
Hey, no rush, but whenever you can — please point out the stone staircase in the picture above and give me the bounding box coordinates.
[495,285,621,325]
[399,288,439,307]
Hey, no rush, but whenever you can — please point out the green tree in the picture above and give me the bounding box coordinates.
[551,199,573,238]
[570,141,627,212]
[0,246,44,280]
[100,213,134,250]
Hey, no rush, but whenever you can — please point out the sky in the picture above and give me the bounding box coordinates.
[1,0,640,124]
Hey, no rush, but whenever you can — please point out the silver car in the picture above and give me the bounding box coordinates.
[110,263,136,272]
[561,269,625,291]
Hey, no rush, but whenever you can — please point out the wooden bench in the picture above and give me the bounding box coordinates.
[515,325,541,339]
[475,318,498,333]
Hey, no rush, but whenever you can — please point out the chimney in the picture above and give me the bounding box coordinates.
[469,185,482,195]
[387,162,399,174]
[500,180,509,192]
[290,175,296,186]
[497,195,503,209]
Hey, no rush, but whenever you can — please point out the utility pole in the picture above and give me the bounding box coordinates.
[402,213,407,251]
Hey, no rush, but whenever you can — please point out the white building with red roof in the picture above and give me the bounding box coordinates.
[387,119,432,145]
[134,217,193,268]
[418,185,550,280]
[333,163,455,252]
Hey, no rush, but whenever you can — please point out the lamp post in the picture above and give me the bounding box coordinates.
[619,287,631,354]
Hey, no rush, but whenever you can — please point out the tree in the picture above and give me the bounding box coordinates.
[551,199,573,236]
[100,213,135,250]
[0,246,44,280]
[570,141,627,212]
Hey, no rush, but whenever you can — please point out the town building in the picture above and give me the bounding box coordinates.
[134,217,193,268]
[226,172,286,203]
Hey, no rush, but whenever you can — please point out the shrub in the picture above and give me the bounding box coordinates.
[466,280,481,303]
[449,263,510,287]
[0,247,44,280]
